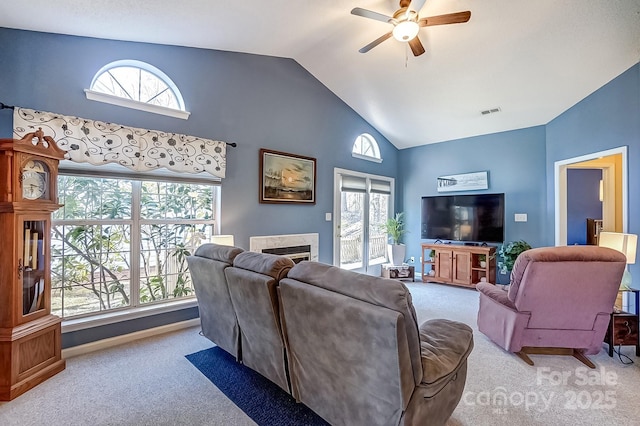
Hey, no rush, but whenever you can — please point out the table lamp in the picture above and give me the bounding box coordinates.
[599,231,637,289]
[211,234,235,246]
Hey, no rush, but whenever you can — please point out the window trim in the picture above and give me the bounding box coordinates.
[352,133,383,163]
[86,59,190,120]
[85,89,191,120]
[61,298,198,333]
[351,152,383,163]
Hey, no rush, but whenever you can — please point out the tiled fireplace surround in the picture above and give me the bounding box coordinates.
[249,233,319,263]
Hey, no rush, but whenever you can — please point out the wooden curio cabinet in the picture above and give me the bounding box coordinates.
[0,129,66,400]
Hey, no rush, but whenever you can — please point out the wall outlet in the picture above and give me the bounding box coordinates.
[419,256,422,263]
[409,256,415,263]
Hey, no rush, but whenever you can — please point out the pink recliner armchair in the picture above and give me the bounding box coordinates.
[476,245,627,367]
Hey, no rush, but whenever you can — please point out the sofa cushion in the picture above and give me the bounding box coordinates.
[419,319,473,398]
[508,246,626,302]
[286,261,422,385]
[232,251,294,280]
[225,253,293,393]
[187,243,244,358]
[194,243,243,264]
[279,278,415,425]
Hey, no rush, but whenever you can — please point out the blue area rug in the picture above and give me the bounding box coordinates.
[186,346,329,426]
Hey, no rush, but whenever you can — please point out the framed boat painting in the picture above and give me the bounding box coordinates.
[259,149,316,204]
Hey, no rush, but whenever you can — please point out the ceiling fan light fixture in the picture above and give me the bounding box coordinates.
[392,20,419,41]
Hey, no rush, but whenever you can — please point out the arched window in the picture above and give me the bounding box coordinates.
[85,60,189,119]
[352,133,382,163]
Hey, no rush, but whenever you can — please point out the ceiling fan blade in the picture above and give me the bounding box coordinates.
[359,32,393,53]
[351,7,394,24]
[419,11,471,27]
[408,36,426,57]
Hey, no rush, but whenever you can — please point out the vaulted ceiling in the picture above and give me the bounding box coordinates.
[1,1,639,149]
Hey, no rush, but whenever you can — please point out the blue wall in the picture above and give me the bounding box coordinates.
[3,27,639,346]
[0,28,399,347]
[0,28,399,261]
[398,126,547,283]
[546,63,640,279]
[397,63,639,284]
[567,169,602,245]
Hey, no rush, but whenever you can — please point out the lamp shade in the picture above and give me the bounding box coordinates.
[211,234,235,246]
[599,232,637,264]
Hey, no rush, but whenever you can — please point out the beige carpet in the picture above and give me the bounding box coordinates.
[1,282,638,425]
[408,282,640,426]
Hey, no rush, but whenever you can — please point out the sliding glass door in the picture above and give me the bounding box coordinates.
[333,169,393,274]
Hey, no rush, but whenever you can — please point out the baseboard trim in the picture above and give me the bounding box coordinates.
[61,318,201,359]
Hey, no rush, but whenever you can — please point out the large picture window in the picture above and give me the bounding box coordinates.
[51,174,216,319]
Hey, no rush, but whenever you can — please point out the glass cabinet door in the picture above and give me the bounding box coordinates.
[21,219,47,316]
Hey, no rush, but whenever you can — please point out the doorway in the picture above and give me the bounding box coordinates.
[333,168,394,274]
[566,168,602,244]
[554,147,627,246]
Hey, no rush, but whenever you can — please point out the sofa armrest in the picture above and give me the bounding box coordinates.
[419,319,473,398]
[476,282,516,310]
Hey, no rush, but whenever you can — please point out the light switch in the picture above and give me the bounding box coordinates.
[325,212,332,221]
[514,213,527,222]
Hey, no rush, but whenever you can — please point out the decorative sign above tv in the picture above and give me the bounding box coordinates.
[421,193,505,244]
[437,171,488,192]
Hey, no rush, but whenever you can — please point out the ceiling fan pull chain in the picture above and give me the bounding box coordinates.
[405,44,409,68]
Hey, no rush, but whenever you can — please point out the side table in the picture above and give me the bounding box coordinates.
[604,289,639,357]
[381,264,415,282]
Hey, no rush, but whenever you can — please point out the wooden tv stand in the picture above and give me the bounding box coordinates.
[421,243,496,288]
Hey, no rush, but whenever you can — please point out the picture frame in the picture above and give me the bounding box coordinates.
[259,148,316,204]
[437,171,489,192]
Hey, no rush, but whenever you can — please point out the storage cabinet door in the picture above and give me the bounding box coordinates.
[18,216,50,324]
[435,250,453,281]
[452,251,471,284]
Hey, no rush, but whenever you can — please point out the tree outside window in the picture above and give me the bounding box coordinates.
[51,175,215,319]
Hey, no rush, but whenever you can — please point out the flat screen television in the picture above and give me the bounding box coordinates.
[421,193,505,243]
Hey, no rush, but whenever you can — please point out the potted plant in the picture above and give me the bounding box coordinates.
[478,254,487,268]
[381,212,407,265]
[429,250,435,262]
[498,240,532,274]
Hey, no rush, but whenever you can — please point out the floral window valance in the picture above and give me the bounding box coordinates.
[13,107,227,178]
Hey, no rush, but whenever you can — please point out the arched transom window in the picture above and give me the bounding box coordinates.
[85,60,189,119]
[352,133,382,163]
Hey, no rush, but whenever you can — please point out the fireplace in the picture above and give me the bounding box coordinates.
[262,245,311,263]
[250,233,319,263]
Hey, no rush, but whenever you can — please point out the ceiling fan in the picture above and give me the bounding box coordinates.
[351,0,471,56]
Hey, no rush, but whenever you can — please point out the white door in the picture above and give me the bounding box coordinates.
[333,169,394,274]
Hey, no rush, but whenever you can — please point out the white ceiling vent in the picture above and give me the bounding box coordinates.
[481,107,502,115]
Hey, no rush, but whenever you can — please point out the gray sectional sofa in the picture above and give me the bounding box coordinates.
[188,244,474,426]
